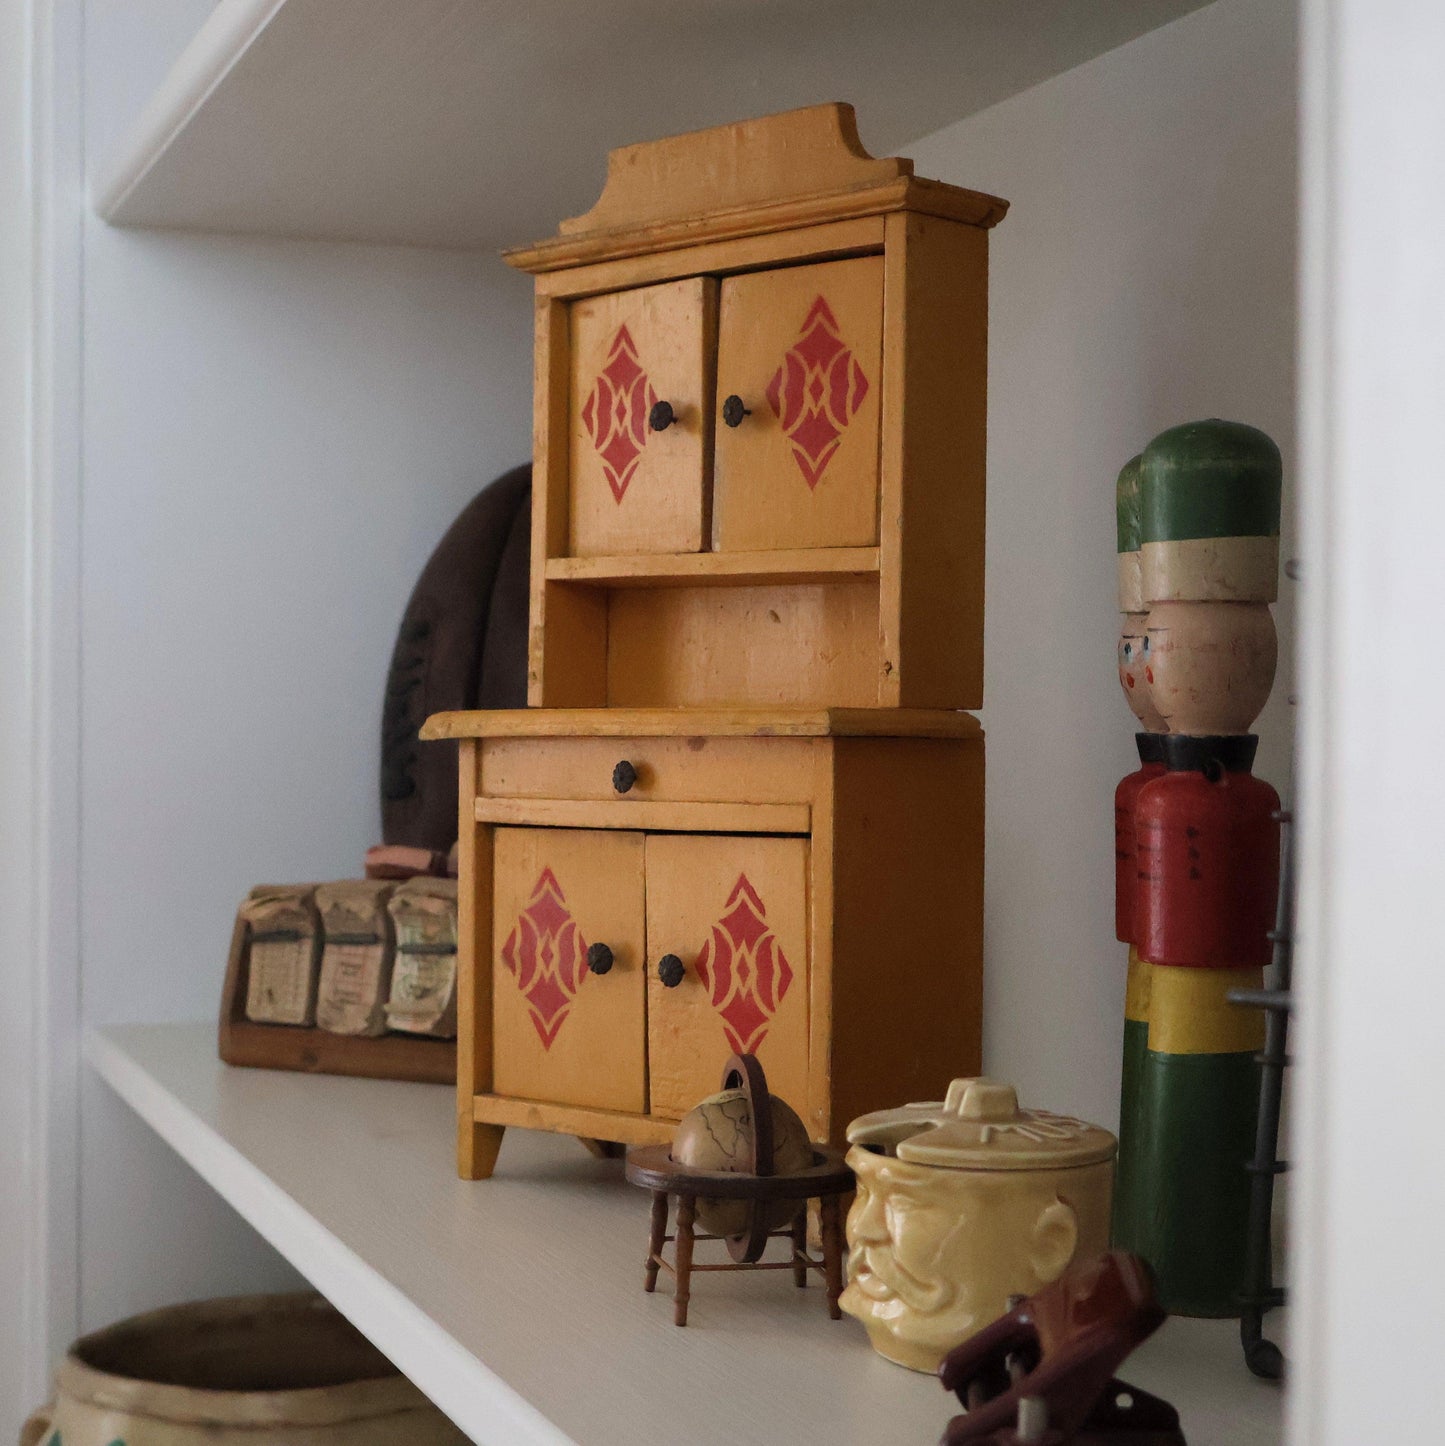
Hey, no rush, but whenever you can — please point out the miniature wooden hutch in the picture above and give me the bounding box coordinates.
[423,104,1007,1179]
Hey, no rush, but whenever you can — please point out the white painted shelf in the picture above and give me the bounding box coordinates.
[87,1022,1286,1446]
[92,0,1213,251]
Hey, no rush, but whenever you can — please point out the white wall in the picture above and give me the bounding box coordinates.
[1291,2,1445,1441]
[906,0,1298,1129]
[75,1,535,1333]
[1,0,88,1426]
[0,0,40,1425]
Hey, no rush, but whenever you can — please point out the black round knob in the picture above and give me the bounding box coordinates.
[721,394,752,428]
[586,942,614,976]
[612,760,638,794]
[657,954,686,989]
[648,400,677,432]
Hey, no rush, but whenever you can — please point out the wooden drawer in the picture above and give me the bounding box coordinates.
[479,735,815,804]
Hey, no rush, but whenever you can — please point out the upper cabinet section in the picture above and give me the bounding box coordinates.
[512,104,1008,712]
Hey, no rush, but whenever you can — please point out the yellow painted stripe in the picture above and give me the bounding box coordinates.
[1124,945,1152,1024]
[1148,964,1266,1055]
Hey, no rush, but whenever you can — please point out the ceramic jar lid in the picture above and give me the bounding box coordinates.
[846,1078,1116,1172]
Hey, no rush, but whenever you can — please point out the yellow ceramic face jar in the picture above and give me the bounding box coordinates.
[840,1078,1116,1373]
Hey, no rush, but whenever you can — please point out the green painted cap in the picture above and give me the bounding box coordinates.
[1115,454,1142,554]
[1140,419,1282,544]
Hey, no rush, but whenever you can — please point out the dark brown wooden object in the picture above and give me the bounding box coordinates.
[625,1143,851,1326]
[382,466,531,854]
[938,1252,1186,1446]
[219,910,456,1085]
[624,1053,851,1326]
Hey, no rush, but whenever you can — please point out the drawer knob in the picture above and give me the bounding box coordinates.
[648,400,678,432]
[612,760,638,794]
[586,942,615,976]
[657,954,686,989]
[721,394,752,428]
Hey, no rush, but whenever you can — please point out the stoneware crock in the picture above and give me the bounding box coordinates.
[20,1293,468,1446]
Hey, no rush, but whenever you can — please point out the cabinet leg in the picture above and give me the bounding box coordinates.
[673,1194,697,1326]
[791,1209,809,1287]
[578,1137,625,1160]
[458,1120,505,1180]
[645,1191,669,1294]
[821,1194,844,1320]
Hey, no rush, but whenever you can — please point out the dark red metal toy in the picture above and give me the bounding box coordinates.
[937,1252,1185,1446]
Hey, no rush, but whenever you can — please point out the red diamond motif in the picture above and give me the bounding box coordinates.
[765,296,871,490]
[580,325,658,503]
[693,875,794,1055]
[501,867,590,1050]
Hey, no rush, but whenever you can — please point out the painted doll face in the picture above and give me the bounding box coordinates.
[1144,600,1277,734]
[1118,613,1167,731]
[840,1146,1089,1373]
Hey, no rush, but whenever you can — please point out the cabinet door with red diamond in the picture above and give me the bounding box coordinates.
[712,257,883,552]
[645,834,810,1122]
[492,828,647,1112]
[568,277,717,558]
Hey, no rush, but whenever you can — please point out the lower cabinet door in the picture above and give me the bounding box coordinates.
[492,827,646,1112]
[645,834,810,1122]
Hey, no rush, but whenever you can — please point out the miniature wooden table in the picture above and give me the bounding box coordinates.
[624,1143,853,1327]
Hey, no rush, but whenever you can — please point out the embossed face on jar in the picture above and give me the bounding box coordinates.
[1118,613,1167,731]
[845,1153,964,1318]
[840,1146,1081,1367]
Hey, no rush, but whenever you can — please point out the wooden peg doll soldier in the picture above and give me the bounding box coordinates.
[1113,418,1284,1317]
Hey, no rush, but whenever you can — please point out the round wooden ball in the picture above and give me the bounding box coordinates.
[1145,600,1277,734]
[671,1087,813,1237]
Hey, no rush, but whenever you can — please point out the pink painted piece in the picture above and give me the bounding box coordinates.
[694,874,795,1054]
[579,324,658,503]
[765,296,870,489]
[501,867,590,1048]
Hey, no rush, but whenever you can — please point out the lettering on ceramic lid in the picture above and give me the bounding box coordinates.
[974,1110,1098,1145]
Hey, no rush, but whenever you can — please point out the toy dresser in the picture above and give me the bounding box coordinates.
[422,103,1007,1179]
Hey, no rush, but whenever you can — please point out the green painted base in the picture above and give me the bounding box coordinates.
[1111,1017,1150,1249]
[1115,1047,1260,1317]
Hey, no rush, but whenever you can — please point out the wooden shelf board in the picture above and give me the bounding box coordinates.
[545,548,880,588]
[92,0,1214,250]
[87,1023,1285,1446]
[420,707,983,742]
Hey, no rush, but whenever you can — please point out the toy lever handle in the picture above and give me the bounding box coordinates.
[939,1252,1173,1445]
